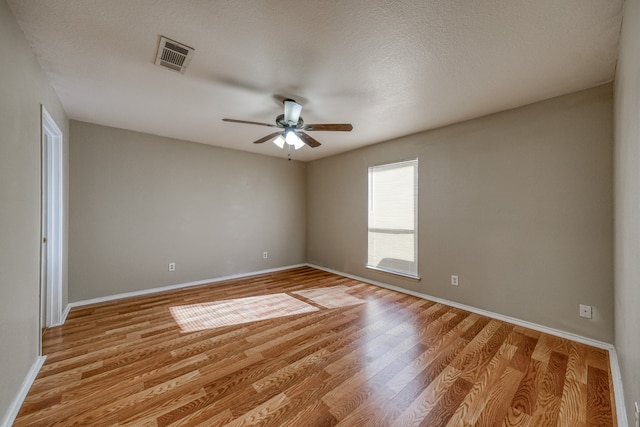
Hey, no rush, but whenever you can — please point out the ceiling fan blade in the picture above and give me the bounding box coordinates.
[283,99,302,125]
[297,132,321,148]
[222,118,277,127]
[303,123,353,132]
[252,131,283,144]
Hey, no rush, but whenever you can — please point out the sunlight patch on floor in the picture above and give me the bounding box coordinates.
[169,293,318,332]
[292,285,366,309]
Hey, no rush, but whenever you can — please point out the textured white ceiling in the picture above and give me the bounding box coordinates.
[8,0,623,162]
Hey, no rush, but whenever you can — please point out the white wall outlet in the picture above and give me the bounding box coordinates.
[168,262,176,272]
[263,251,268,259]
[451,275,459,286]
[579,304,592,319]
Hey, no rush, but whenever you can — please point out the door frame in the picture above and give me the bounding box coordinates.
[40,105,63,341]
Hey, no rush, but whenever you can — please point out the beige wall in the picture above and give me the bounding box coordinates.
[0,0,69,421]
[614,0,640,423]
[308,84,614,343]
[68,121,306,301]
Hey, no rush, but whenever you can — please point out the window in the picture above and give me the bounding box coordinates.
[367,159,418,278]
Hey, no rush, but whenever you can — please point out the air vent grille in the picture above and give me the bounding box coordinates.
[155,36,194,73]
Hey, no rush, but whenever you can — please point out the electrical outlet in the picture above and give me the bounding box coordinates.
[263,251,268,259]
[168,262,176,272]
[579,304,592,319]
[451,275,459,286]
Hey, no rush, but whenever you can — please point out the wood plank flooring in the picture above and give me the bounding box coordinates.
[15,267,616,426]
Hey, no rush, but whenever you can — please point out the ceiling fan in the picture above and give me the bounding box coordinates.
[222,99,353,150]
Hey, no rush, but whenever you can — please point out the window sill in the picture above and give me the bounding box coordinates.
[366,265,421,282]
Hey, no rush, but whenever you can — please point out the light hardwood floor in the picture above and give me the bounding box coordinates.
[15,267,616,426]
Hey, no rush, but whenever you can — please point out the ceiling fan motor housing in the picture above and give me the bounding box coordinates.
[276,114,304,129]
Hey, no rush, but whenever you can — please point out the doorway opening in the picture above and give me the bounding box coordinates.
[40,105,63,353]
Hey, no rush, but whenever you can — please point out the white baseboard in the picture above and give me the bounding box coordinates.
[1,356,46,427]
[306,263,628,427]
[67,264,306,310]
[608,347,629,427]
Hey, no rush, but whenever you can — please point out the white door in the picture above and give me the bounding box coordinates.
[40,106,63,340]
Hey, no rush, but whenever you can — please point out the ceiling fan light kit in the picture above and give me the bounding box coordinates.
[285,131,305,150]
[273,134,285,149]
[222,98,353,156]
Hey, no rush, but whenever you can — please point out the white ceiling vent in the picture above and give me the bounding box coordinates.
[155,36,194,73]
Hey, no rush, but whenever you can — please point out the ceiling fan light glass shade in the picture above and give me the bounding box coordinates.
[285,130,305,150]
[283,100,302,125]
[272,134,285,148]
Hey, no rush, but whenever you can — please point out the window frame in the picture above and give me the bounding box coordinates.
[366,158,419,280]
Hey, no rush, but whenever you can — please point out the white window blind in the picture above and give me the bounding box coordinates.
[367,159,418,278]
